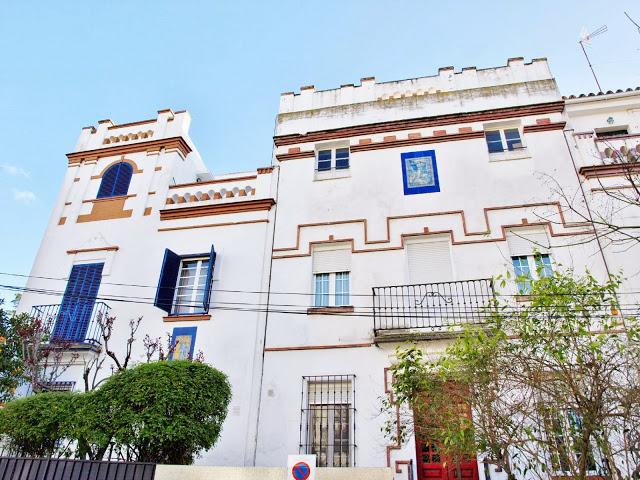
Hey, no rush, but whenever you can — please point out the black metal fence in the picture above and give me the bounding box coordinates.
[29,302,111,346]
[372,279,495,334]
[0,457,155,480]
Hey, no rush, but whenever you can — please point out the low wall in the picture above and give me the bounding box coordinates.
[155,465,393,480]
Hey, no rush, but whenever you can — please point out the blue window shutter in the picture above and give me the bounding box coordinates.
[112,163,133,196]
[97,166,117,198]
[54,263,104,342]
[154,249,181,314]
[202,244,216,311]
[97,163,133,198]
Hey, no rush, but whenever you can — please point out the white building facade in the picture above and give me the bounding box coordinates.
[17,59,640,480]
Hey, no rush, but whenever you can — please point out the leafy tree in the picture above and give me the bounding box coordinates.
[0,303,28,402]
[388,267,640,480]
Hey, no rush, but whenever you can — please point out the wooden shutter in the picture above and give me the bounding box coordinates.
[202,244,217,311]
[54,263,104,342]
[312,248,351,274]
[97,165,118,198]
[154,249,182,314]
[112,163,133,196]
[506,229,550,256]
[97,163,133,198]
[406,240,453,284]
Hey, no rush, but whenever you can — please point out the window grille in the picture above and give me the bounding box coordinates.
[300,375,356,467]
[35,381,76,392]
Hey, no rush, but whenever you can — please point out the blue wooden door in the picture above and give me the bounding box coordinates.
[53,263,104,342]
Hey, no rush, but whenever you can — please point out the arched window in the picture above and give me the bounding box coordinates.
[97,162,133,198]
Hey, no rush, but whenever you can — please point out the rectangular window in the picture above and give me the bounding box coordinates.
[512,254,553,294]
[504,128,523,150]
[170,326,197,360]
[485,128,524,153]
[172,258,210,315]
[535,253,553,278]
[300,375,355,467]
[335,148,350,170]
[317,150,332,172]
[54,263,104,343]
[334,272,350,306]
[595,128,628,138]
[316,147,350,171]
[314,272,350,307]
[484,130,504,153]
[545,407,599,475]
[154,246,216,316]
[314,273,330,307]
[511,256,532,294]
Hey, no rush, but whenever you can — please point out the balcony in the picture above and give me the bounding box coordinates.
[372,279,495,342]
[29,302,111,347]
[580,133,640,178]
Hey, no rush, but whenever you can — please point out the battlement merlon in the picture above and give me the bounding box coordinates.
[275,58,560,136]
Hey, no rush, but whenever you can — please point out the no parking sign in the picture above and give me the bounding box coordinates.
[287,455,316,480]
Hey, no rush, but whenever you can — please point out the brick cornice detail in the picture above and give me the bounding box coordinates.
[351,130,484,152]
[579,163,640,179]
[273,101,565,146]
[272,202,593,257]
[275,150,315,161]
[67,137,192,165]
[159,198,275,221]
[67,246,119,255]
[522,121,566,133]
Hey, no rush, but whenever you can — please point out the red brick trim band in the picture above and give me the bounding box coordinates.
[274,101,565,147]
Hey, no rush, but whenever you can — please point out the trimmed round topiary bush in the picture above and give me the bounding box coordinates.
[93,360,231,464]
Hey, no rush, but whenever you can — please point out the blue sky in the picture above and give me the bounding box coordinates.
[1,0,639,304]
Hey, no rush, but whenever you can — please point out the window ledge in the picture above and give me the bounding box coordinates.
[82,194,137,204]
[163,313,211,322]
[314,169,351,181]
[307,306,354,315]
[488,149,531,162]
[515,295,532,303]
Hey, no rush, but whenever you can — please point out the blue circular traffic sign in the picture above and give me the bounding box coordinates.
[292,461,311,480]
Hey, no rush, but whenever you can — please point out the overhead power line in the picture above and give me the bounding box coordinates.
[1,271,640,299]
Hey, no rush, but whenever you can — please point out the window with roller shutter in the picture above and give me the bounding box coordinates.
[406,239,454,285]
[312,247,351,307]
[506,229,553,294]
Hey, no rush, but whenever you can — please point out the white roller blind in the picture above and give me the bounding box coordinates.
[406,240,453,284]
[312,248,351,274]
[506,229,550,256]
[308,380,352,405]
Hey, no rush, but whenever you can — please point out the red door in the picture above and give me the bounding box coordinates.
[413,382,479,480]
[415,439,479,480]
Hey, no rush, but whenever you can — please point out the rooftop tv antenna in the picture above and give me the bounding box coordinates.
[579,25,607,92]
[625,12,640,35]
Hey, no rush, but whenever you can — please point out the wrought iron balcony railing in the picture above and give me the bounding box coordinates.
[372,279,494,338]
[29,302,111,346]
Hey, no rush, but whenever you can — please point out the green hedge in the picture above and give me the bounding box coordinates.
[0,360,231,464]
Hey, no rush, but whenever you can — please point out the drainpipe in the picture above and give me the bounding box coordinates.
[562,128,612,278]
